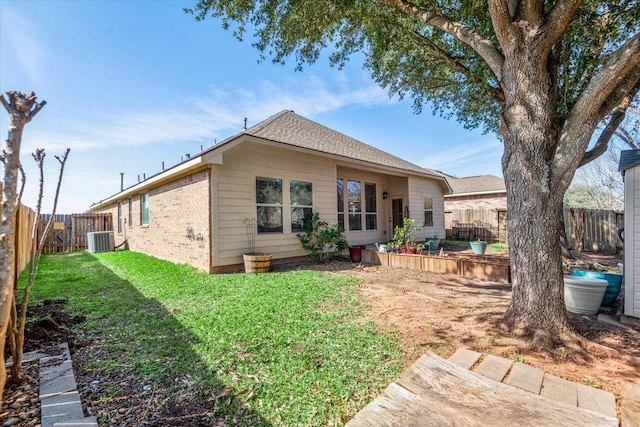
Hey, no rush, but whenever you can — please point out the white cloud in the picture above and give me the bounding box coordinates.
[20,74,392,153]
[422,137,504,177]
[1,8,49,86]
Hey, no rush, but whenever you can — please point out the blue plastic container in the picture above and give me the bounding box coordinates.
[571,270,623,307]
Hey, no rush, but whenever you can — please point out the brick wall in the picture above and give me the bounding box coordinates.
[94,169,211,272]
[445,193,507,210]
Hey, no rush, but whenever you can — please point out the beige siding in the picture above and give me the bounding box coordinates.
[625,166,640,317]
[212,142,337,267]
[93,169,211,272]
[408,177,446,240]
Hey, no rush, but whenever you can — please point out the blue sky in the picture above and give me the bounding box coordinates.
[1,0,503,213]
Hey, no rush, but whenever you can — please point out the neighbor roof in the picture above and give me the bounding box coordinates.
[619,149,640,172]
[236,110,446,179]
[446,174,506,196]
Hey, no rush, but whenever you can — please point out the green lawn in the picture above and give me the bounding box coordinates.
[27,251,402,426]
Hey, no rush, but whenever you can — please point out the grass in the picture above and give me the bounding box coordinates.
[26,251,403,426]
[508,351,525,363]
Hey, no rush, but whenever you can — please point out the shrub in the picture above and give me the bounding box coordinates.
[297,213,348,262]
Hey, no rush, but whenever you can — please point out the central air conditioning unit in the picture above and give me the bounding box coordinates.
[87,231,115,253]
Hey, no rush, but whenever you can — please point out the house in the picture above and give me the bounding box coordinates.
[88,110,450,272]
[618,149,640,318]
[443,174,507,242]
[444,174,506,210]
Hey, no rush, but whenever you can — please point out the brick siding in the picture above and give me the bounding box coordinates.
[94,169,211,272]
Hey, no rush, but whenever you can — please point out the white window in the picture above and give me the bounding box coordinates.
[424,196,433,227]
[290,180,313,232]
[256,177,283,233]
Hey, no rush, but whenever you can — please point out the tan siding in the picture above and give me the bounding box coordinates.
[408,177,447,240]
[214,142,337,266]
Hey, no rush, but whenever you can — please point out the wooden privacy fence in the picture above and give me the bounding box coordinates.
[446,208,624,254]
[445,209,508,243]
[564,208,623,255]
[39,213,113,253]
[15,203,37,274]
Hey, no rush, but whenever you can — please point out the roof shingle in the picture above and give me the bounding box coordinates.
[241,110,445,178]
[446,174,505,195]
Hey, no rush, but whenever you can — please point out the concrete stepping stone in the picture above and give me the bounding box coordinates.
[53,416,99,427]
[474,354,513,382]
[621,382,640,427]
[505,362,544,394]
[41,392,85,427]
[448,348,482,370]
[540,373,577,407]
[577,383,617,418]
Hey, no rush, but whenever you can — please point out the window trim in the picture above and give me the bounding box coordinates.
[128,198,133,227]
[117,202,123,234]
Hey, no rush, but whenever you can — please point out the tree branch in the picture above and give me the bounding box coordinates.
[580,103,629,167]
[488,0,516,47]
[382,0,505,81]
[411,31,505,103]
[540,0,583,50]
[615,127,638,149]
[553,33,640,183]
[17,166,25,205]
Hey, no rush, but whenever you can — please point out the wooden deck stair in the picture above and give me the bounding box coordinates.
[347,349,619,426]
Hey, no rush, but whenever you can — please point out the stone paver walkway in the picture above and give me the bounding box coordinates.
[38,343,97,427]
[448,348,618,419]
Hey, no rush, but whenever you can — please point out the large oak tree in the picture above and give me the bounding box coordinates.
[188,0,640,348]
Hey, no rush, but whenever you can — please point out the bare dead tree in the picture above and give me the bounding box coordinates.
[8,148,70,383]
[0,91,46,404]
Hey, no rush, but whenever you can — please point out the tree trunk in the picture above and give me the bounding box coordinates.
[0,91,45,404]
[499,44,578,349]
[0,105,26,402]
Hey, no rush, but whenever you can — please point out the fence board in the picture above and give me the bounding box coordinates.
[39,213,112,253]
[446,208,623,254]
[15,203,37,274]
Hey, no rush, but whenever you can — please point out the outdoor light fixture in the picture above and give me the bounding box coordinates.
[382,191,388,199]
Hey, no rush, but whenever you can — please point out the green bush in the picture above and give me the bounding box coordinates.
[297,213,348,261]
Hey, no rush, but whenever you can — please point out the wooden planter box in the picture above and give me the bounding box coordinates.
[422,256,458,274]
[388,252,423,270]
[459,258,511,283]
[361,249,389,266]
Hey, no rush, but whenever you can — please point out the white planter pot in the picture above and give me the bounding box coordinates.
[564,275,608,315]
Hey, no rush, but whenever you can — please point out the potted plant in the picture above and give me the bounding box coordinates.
[243,218,272,273]
[470,240,488,255]
[391,217,424,254]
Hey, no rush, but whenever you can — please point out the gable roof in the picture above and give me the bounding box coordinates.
[236,110,445,179]
[445,174,506,196]
[89,110,450,210]
[619,149,640,172]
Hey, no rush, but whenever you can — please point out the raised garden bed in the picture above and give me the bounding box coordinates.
[361,250,511,283]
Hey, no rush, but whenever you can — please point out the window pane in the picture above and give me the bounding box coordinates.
[291,207,313,232]
[424,211,433,227]
[365,183,376,212]
[424,196,433,210]
[141,194,149,225]
[128,198,133,227]
[257,206,283,233]
[338,213,344,229]
[366,214,377,230]
[337,179,344,213]
[117,202,122,233]
[348,180,361,213]
[256,177,282,204]
[290,181,312,206]
[349,213,362,231]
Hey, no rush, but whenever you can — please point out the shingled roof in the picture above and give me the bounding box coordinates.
[619,149,640,172]
[446,174,506,196]
[236,110,445,179]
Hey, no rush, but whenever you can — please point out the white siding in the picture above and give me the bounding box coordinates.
[624,166,640,317]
